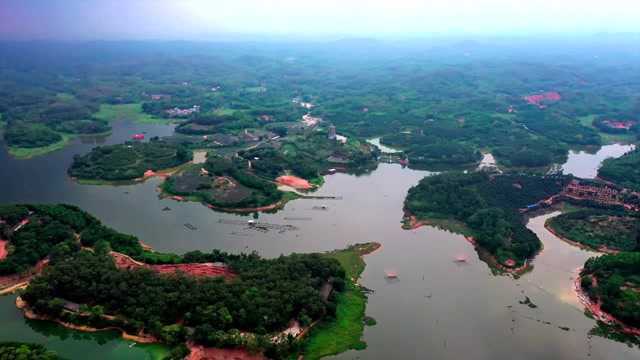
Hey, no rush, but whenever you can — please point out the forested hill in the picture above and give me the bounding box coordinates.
[581,252,640,328]
[405,172,569,266]
[599,149,640,191]
[0,203,356,358]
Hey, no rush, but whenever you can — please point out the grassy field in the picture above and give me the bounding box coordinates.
[95,103,171,124]
[7,133,73,159]
[578,115,635,144]
[302,243,380,360]
[214,108,236,116]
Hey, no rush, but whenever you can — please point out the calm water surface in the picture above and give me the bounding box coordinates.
[561,143,635,178]
[0,126,638,360]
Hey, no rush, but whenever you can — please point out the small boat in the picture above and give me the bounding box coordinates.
[184,223,198,231]
[454,255,468,263]
[385,271,398,279]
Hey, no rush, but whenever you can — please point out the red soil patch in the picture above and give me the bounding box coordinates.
[0,259,49,293]
[0,240,7,261]
[110,252,235,279]
[151,263,233,278]
[503,259,517,267]
[524,92,561,108]
[144,170,156,178]
[603,119,636,130]
[187,343,265,360]
[276,175,312,190]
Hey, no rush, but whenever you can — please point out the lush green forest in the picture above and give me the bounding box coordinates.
[1,203,361,359]
[22,248,344,358]
[547,209,639,251]
[599,149,640,191]
[2,40,640,168]
[68,138,192,182]
[0,204,147,275]
[0,341,67,359]
[163,154,285,209]
[163,132,377,209]
[237,132,378,180]
[581,252,640,328]
[405,172,569,265]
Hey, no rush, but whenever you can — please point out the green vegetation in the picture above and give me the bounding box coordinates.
[7,132,73,159]
[581,252,640,328]
[599,149,640,191]
[239,132,379,180]
[405,172,569,266]
[5,123,62,148]
[68,139,192,182]
[4,204,370,359]
[302,243,379,360]
[547,209,639,251]
[4,40,640,165]
[94,103,168,124]
[163,132,377,210]
[163,154,285,209]
[0,341,67,359]
[0,204,146,275]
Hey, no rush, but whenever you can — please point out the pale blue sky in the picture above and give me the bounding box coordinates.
[1,0,639,40]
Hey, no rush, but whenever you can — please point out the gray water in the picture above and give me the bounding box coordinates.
[0,123,638,359]
[561,143,635,179]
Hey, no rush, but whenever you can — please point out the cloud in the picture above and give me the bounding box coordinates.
[1,0,638,40]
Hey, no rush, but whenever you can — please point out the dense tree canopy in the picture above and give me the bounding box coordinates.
[405,172,569,264]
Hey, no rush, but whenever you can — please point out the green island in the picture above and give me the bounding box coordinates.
[163,154,289,211]
[0,341,67,359]
[404,172,569,269]
[161,131,377,211]
[0,203,378,360]
[546,209,639,252]
[599,148,640,192]
[68,139,193,183]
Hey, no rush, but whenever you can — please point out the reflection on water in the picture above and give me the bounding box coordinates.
[1,123,639,359]
[562,143,635,179]
[0,296,168,360]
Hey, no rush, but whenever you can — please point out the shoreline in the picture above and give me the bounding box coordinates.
[543,221,619,254]
[403,214,533,276]
[15,297,158,344]
[73,162,189,186]
[573,272,640,337]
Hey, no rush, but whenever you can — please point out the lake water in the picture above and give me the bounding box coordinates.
[561,143,635,179]
[367,137,402,154]
[0,124,638,360]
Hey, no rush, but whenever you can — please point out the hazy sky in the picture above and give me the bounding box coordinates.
[1,0,639,40]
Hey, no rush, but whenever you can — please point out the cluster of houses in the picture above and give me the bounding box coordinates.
[521,179,640,214]
[166,105,200,118]
[292,97,315,109]
[601,119,636,130]
[564,180,622,205]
